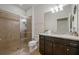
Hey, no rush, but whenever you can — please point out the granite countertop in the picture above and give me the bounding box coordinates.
[39,33,79,41]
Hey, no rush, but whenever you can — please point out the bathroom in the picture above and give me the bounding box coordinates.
[0,4,79,55]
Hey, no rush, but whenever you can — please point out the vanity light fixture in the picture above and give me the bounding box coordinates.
[50,4,64,13]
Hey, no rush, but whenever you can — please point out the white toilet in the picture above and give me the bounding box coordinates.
[28,40,38,53]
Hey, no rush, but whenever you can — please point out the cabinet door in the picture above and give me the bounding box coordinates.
[54,38,67,55]
[45,37,53,55]
[39,35,45,54]
[54,43,67,55]
[45,40,53,55]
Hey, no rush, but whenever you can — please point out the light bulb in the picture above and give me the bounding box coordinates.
[58,5,64,11]
[21,19,26,22]
[54,6,58,12]
[50,8,55,13]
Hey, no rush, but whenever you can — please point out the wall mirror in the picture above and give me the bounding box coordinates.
[44,4,78,34]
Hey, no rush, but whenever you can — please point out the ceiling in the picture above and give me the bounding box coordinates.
[15,4,39,11]
[15,4,67,11]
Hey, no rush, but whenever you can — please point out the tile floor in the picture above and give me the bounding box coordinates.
[11,45,40,55]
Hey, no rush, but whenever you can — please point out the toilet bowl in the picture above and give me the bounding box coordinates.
[28,40,38,53]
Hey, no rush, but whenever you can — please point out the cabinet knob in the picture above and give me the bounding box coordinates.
[67,48,69,51]
[64,44,67,46]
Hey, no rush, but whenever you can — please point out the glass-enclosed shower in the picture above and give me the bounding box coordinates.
[0,9,32,55]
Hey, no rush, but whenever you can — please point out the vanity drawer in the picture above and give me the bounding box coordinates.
[54,37,67,45]
[66,40,79,48]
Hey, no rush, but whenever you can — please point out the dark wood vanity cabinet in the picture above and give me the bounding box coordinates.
[39,35,79,55]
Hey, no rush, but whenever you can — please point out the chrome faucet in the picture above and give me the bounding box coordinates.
[70,27,78,36]
[72,31,78,36]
